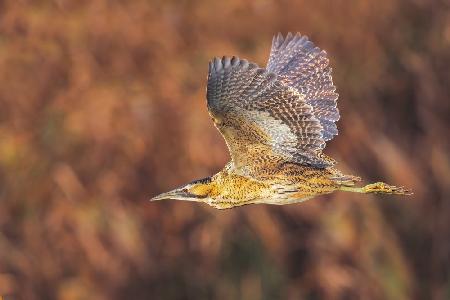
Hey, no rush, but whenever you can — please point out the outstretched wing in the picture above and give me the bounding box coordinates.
[267,32,340,141]
[207,56,331,170]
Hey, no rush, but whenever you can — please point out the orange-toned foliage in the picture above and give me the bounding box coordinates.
[0,1,448,299]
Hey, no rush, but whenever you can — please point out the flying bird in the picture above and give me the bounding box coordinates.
[152,32,412,209]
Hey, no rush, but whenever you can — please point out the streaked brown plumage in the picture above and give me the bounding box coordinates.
[152,32,412,209]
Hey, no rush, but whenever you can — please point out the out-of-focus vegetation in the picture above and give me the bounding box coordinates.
[0,0,448,299]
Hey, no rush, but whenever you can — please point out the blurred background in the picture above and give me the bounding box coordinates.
[0,0,449,299]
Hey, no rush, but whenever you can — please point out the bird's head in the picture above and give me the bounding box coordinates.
[151,177,214,203]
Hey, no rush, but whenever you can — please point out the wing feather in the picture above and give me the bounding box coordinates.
[267,32,340,142]
[206,56,331,170]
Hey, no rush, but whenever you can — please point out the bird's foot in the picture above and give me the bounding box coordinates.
[362,182,412,195]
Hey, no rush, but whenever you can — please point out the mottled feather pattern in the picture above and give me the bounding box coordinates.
[268,33,340,141]
[207,56,330,168]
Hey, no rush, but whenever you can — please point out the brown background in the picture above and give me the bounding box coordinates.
[0,0,449,299]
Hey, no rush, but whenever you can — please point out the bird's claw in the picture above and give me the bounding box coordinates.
[363,182,413,195]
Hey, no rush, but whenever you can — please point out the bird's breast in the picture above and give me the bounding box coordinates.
[212,172,270,202]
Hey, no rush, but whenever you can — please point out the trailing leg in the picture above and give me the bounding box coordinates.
[339,182,412,195]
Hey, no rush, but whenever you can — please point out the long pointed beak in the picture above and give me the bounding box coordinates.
[150,190,177,201]
[150,189,201,202]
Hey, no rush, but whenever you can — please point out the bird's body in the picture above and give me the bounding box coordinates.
[152,33,411,209]
[198,163,346,209]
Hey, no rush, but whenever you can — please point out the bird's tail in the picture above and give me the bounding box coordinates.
[331,173,362,186]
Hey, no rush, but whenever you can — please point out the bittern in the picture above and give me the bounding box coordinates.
[152,32,411,209]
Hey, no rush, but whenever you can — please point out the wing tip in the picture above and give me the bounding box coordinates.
[209,56,236,74]
[208,55,266,76]
[272,32,311,49]
[270,32,331,59]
